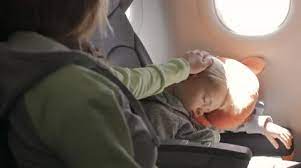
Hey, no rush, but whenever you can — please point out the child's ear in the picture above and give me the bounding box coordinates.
[240,56,266,75]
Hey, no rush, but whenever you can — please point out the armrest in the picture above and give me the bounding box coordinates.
[157,140,252,168]
[221,132,294,156]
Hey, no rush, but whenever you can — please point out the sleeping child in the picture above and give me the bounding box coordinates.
[141,50,293,149]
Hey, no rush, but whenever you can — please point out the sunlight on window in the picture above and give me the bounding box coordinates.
[214,0,291,36]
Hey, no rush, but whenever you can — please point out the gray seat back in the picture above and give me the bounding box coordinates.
[92,0,153,68]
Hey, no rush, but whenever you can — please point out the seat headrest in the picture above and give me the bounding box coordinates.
[108,0,133,16]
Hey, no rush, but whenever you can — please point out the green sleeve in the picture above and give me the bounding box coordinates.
[109,58,190,100]
[25,65,141,168]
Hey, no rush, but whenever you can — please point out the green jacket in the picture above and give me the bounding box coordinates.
[3,32,190,168]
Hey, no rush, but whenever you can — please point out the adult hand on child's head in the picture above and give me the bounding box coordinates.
[263,121,293,150]
[183,50,214,74]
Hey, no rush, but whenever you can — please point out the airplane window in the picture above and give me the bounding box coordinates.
[214,0,291,36]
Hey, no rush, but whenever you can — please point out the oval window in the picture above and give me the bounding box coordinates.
[214,0,291,36]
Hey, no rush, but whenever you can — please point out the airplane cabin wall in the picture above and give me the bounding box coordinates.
[130,0,301,160]
[129,0,176,64]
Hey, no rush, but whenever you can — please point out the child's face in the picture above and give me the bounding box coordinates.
[179,75,228,117]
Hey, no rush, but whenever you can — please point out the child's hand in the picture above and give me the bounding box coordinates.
[263,121,293,150]
[183,50,214,74]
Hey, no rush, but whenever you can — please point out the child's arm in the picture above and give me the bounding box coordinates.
[263,121,293,150]
[234,111,293,150]
[109,50,213,100]
[227,101,293,149]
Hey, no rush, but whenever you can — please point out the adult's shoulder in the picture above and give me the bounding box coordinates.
[24,64,129,128]
[31,64,122,97]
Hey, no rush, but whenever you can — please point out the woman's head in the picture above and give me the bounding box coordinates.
[0,0,109,41]
[175,57,228,116]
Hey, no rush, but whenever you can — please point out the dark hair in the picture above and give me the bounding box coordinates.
[0,0,108,41]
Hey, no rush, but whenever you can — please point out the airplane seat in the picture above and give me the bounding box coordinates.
[92,0,152,68]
